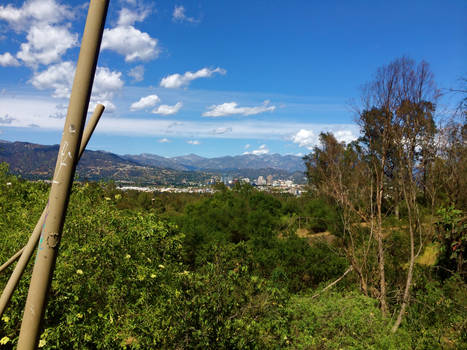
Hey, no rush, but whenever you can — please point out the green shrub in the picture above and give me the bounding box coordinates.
[405,274,467,349]
[286,291,411,349]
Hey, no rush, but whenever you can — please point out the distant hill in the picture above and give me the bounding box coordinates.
[125,152,306,173]
[0,141,213,185]
[0,140,307,184]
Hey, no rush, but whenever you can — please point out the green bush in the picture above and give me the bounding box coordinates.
[2,171,466,348]
[404,274,467,349]
[1,183,289,349]
[304,198,340,234]
[286,291,411,349]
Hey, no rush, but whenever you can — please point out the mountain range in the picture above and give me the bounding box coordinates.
[0,140,307,185]
[124,152,305,173]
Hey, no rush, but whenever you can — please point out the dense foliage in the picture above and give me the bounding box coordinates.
[1,166,466,348]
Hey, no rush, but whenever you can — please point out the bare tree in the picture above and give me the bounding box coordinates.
[304,133,373,296]
[358,57,438,329]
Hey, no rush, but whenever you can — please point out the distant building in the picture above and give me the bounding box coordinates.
[222,175,233,185]
[266,175,273,186]
[257,176,266,186]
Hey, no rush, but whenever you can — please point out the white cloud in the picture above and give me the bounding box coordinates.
[244,144,250,149]
[130,94,160,111]
[30,62,123,110]
[101,25,159,62]
[0,96,67,129]
[333,130,357,144]
[0,114,15,124]
[17,23,78,67]
[160,67,226,88]
[117,7,149,27]
[88,100,117,113]
[93,67,124,98]
[244,144,269,155]
[291,129,319,150]
[291,128,358,150]
[203,100,276,117]
[152,102,183,116]
[0,1,76,67]
[172,5,198,23]
[158,138,170,143]
[0,0,72,32]
[128,65,144,82]
[187,140,200,145]
[0,52,20,66]
[90,67,124,110]
[212,127,232,135]
[0,96,359,143]
[30,61,75,98]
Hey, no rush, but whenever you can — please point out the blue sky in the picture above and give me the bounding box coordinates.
[0,0,465,157]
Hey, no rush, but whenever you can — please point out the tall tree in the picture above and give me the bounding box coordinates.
[304,133,373,296]
[358,57,438,327]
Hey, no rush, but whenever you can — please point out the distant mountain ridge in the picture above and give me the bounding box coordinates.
[125,152,306,173]
[0,140,306,184]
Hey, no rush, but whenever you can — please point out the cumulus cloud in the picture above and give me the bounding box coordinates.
[172,5,198,23]
[203,100,276,117]
[0,0,72,32]
[158,138,170,143]
[291,128,358,150]
[30,62,123,110]
[128,65,144,82]
[17,23,78,67]
[187,140,200,145]
[101,15,159,62]
[244,144,269,155]
[333,130,358,144]
[30,61,75,98]
[117,7,149,27]
[152,102,183,116]
[0,52,20,66]
[291,129,319,150]
[130,94,160,111]
[90,67,124,111]
[160,67,226,88]
[0,0,76,67]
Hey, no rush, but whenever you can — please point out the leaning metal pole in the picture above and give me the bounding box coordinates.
[17,1,109,348]
[0,104,105,318]
[0,248,24,274]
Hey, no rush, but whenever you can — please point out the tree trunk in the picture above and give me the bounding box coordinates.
[376,172,388,315]
[392,189,416,332]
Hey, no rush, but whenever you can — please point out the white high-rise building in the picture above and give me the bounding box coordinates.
[257,176,266,186]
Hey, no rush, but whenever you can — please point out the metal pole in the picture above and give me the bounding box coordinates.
[17,0,109,347]
[0,248,24,274]
[0,104,104,275]
[0,104,105,317]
